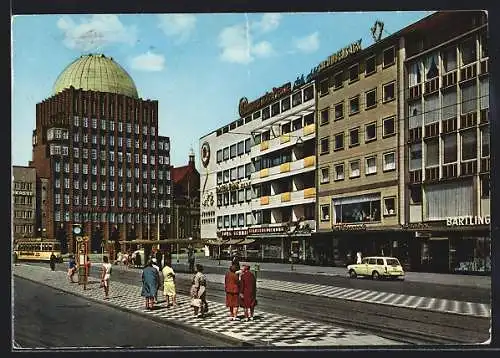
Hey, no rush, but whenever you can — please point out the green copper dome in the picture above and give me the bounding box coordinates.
[52,54,138,98]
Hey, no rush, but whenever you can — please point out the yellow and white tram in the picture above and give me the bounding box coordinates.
[13,238,63,262]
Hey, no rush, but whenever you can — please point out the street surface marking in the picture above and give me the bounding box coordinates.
[173,272,490,318]
[13,264,400,347]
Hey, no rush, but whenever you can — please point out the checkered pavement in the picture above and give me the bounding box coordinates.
[171,272,490,319]
[13,264,400,347]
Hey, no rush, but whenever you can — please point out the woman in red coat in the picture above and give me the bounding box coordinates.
[239,265,257,321]
[224,264,240,320]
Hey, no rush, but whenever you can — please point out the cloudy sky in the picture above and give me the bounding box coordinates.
[12,12,432,168]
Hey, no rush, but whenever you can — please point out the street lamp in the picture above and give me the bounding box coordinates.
[157,202,163,250]
[151,186,156,244]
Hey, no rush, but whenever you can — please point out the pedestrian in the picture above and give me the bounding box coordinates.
[135,252,142,268]
[85,256,91,285]
[155,250,163,270]
[151,258,162,304]
[100,256,112,299]
[356,251,362,264]
[231,253,240,272]
[239,265,257,321]
[190,264,208,317]
[225,264,240,321]
[187,245,195,273]
[141,260,160,310]
[49,252,57,271]
[67,255,77,283]
[162,257,177,307]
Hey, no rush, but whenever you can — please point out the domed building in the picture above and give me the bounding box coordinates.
[30,54,172,255]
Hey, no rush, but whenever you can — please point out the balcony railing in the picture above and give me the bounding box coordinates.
[252,187,316,209]
[251,155,316,182]
[251,124,316,158]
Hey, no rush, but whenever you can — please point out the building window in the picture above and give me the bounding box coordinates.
[409,143,422,170]
[231,214,238,227]
[383,46,395,67]
[424,94,439,124]
[229,144,237,159]
[246,212,253,226]
[443,134,457,163]
[333,193,381,223]
[271,102,280,117]
[334,163,344,181]
[365,156,377,175]
[365,122,377,142]
[281,97,291,112]
[383,116,395,137]
[349,160,360,178]
[334,132,344,151]
[383,152,396,171]
[366,88,377,109]
[383,82,395,102]
[320,137,330,155]
[237,141,244,156]
[262,107,270,120]
[481,176,490,198]
[425,52,439,80]
[320,167,329,184]
[383,197,396,216]
[481,127,489,157]
[217,172,223,185]
[334,72,343,89]
[223,170,229,183]
[424,180,473,220]
[365,55,376,75]
[461,129,477,161]
[246,187,252,201]
[425,138,439,167]
[408,61,422,87]
[349,127,359,147]
[223,147,229,161]
[320,204,330,221]
[461,38,477,65]
[292,92,302,107]
[442,47,457,72]
[461,83,477,114]
[238,165,245,179]
[244,138,251,153]
[319,79,329,96]
[349,64,359,82]
[320,108,329,126]
[349,96,360,115]
[334,102,344,120]
[230,168,237,181]
[216,150,222,163]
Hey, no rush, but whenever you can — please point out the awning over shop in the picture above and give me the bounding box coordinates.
[119,239,203,245]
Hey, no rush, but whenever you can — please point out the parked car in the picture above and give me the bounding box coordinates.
[347,256,405,280]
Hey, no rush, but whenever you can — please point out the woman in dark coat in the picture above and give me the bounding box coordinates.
[141,260,160,310]
[224,264,240,320]
[239,265,257,321]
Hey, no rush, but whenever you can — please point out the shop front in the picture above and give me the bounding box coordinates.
[406,216,491,274]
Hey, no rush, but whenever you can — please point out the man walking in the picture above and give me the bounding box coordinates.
[187,245,195,273]
[49,252,57,271]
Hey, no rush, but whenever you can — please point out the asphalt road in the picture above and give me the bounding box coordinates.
[172,262,490,304]
[34,262,489,344]
[13,276,231,348]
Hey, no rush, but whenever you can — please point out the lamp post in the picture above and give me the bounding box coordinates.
[150,186,156,243]
[157,202,162,250]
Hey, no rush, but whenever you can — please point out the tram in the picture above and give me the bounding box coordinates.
[13,238,63,262]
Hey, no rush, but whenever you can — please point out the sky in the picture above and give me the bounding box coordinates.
[12,11,433,168]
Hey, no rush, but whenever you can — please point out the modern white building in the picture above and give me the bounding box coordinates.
[200,79,318,262]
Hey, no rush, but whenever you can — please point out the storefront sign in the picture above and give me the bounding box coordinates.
[219,229,248,237]
[332,223,367,231]
[446,215,491,226]
[319,39,362,71]
[14,190,33,196]
[238,82,292,117]
[248,226,286,235]
[401,223,430,230]
[216,180,251,193]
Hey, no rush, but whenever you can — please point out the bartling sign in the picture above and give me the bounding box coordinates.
[238,82,292,118]
[319,39,362,71]
[446,215,491,226]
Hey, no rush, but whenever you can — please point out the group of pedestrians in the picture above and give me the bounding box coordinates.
[224,255,257,321]
[141,255,178,310]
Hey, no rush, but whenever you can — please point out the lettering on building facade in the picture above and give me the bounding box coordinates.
[319,39,362,71]
[238,82,292,118]
[401,223,430,230]
[216,180,251,193]
[218,229,248,238]
[248,226,287,235]
[446,216,491,226]
[332,223,367,231]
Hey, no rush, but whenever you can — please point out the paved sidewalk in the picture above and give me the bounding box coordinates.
[13,264,401,347]
[186,257,491,289]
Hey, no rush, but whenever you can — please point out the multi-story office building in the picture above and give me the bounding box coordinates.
[314,35,403,266]
[29,54,172,253]
[200,79,317,262]
[313,11,490,273]
[12,166,37,240]
[402,11,490,273]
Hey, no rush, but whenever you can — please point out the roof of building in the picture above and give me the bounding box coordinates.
[52,54,138,98]
[171,165,196,184]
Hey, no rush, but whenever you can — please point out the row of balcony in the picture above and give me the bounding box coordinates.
[252,187,316,209]
[251,155,316,183]
[250,123,316,158]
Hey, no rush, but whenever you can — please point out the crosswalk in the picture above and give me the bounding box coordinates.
[174,272,491,319]
[13,264,400,347]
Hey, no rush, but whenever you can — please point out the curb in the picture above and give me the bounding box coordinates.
[14,274,261,348]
